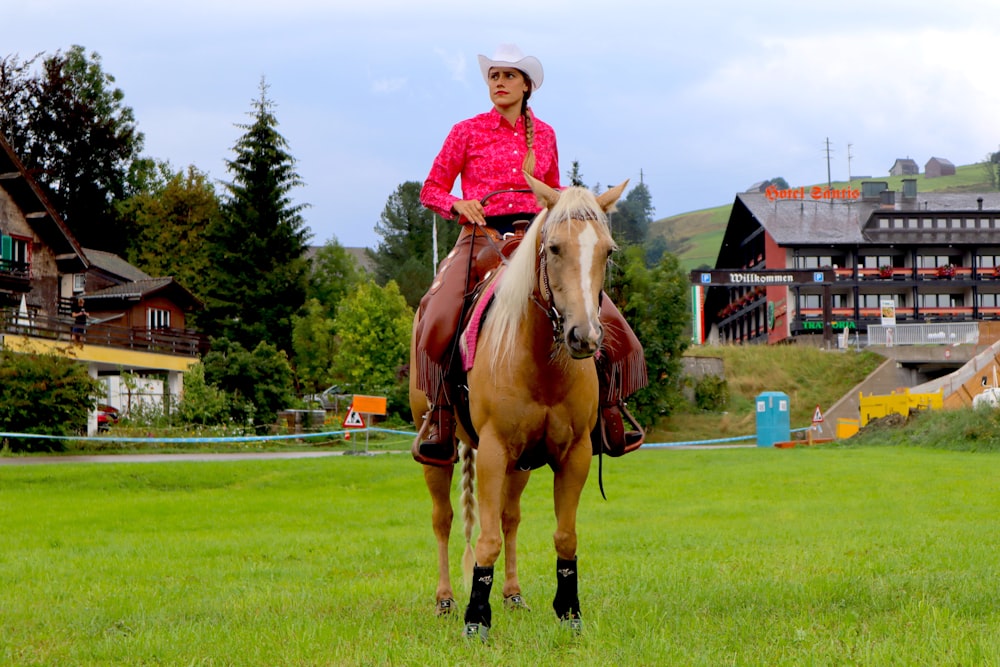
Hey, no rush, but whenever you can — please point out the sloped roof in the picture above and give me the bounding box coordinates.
[736,193,871,245]
[0,131,88,270]
[736,190,1000,247]
[926,156,955,166]
[86,277,202,310]
[82,247,152,282]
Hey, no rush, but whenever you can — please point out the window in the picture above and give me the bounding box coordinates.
[917,255,954,269]
[73,274,86,293]
[1,234,30,267]
[979,293,1000,308]
[800,294,822,309]
[862,255,895,269]
[147,308,171,329]
[861,294,903,308]
[919,294,964,308]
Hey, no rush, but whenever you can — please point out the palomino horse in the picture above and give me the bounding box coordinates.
[411,173,627,640]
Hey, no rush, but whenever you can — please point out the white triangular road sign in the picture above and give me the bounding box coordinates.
[342,406,366,428]
[812,405,824,423]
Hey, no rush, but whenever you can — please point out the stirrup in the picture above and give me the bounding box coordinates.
[592,402,645,457]
[411,408,458,467]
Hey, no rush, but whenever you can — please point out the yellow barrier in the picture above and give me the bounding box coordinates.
[837,418,860,439]
[859,388,944,427]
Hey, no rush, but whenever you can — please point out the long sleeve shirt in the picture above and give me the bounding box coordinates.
[420,108,560,220]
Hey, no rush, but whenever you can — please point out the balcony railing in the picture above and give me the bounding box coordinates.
[0,258,31,290]
[1,309,205,357]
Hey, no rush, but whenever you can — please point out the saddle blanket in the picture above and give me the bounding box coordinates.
[460,268,503,372]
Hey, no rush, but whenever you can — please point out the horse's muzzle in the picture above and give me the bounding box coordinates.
[566,323,603,359]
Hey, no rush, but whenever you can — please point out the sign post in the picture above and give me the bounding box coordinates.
[347,395,387,454]
[810,405,824,445]
[341,404,367,454]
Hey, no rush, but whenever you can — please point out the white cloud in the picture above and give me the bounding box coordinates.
[433,48,467,84]
[371,77,406,94]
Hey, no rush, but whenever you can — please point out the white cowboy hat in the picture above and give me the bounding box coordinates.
[477,44,544,91]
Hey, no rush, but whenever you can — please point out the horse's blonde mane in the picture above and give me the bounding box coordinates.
[482,187,614,370]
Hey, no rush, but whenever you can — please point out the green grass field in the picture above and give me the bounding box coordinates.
[3,444,1000,665]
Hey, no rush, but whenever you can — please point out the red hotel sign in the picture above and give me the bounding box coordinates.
[765,185,860,202]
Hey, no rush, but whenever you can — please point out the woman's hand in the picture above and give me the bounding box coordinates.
[451,199,487,226]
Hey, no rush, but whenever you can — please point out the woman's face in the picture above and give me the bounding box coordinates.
[487,67,529,111]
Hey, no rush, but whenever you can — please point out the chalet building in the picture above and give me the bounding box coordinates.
[0,131,203,433]
[889,158,919,176]
[699,179,1000,346]
[925,157,956,178]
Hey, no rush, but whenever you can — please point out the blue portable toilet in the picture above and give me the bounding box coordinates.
[755,391,790,447]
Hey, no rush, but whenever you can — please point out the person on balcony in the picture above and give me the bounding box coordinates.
[71,297,87,344]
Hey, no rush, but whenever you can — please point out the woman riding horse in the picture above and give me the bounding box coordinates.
[413,43,647,467]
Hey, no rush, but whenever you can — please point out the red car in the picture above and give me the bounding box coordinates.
[97,404,119,431]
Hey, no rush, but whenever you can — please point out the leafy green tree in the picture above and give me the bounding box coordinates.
[982,151,1000,191]
[0,53,39,154]
[607,246,691,425]
[202,79,311,353]
[119,163,219,308]
[175,363,230,425]
[567,160,586,187]
[330,280,413,415]
[291,298,338,396]
[369,181,459,309]
[0,46,151,254]
[0,349,103,452]
[307,238,361,313]
[201,338,296,429]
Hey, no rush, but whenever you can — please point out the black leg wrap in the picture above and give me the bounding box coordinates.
[464,565,495,627]
[552,557,581,619]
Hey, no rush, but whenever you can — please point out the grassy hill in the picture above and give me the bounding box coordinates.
[652,345,885,444]
[652,163,995,272]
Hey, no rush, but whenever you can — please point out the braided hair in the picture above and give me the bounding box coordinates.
[519,71,536,177]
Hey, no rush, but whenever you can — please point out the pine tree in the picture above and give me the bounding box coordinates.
[202,78,310,353]
[369,181,459,309]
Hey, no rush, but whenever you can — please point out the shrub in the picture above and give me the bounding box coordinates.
[0,349,102,452]
[694,374,730,412]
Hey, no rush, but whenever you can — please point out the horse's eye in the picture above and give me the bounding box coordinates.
[549,243,561,256]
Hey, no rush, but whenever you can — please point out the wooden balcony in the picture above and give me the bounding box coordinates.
[0,259,31,292]
[1,309,205,358]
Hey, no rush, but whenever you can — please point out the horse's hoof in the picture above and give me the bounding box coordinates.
[560,615,583,633]
[503,594,530,611]
[463,622,489,642]
[435,598,455,616]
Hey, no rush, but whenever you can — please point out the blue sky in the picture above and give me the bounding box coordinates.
[8,0,1000,249]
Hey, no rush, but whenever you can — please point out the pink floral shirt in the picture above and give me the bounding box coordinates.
[420,108,560,220]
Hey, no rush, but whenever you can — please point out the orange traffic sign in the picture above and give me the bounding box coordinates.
[352,395,387,415]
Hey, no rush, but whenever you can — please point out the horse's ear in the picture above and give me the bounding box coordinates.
[524,171,560,209]
[596,180,629,213]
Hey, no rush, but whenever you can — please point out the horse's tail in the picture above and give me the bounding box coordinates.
[459,440,478,591]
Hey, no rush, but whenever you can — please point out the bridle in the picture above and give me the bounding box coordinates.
[471,189,606,347]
